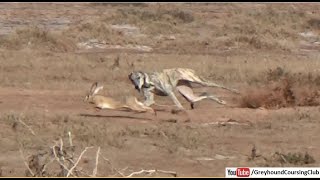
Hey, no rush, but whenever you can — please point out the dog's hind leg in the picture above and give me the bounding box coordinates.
[203,93,226,105]
[176,85,226,109]
[179,73,240,94]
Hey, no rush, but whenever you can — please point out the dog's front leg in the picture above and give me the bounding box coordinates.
[142,87,155,106]
[168,91,184,110]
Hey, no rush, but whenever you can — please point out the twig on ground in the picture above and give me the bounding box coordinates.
[68,131,73,147]
[17,117,36,136]
[60,138,64,152]
[41,157,55,175]
[59,138,67,176]
[279,154,288,163]
[157,169,178,177]
[126,169,177,177]
[159,130,168,139]
[200,121,251,127]
[118,167,128,177]
[101,155,125,177]
[19,148,35,177]
[52,144,74,177]
[64,157,90,177]
[68,131,75,160]
[92,147,101,177]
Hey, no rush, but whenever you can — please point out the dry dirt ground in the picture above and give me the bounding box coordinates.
[0,3,320,177]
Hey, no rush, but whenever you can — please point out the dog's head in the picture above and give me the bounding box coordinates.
[128,71,152,92]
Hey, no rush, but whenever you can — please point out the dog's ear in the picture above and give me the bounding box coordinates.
[142,72,153,88]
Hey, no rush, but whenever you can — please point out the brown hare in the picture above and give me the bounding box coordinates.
[84,82,156,115]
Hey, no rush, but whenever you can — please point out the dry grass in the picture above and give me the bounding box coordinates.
[209,4,307,51]
[250,149,316,167]
[63,21,133,46]
[2,3,320,177]
[0,26,76,52]
[273,151,316,165]
[1,105,320,176]
[0,3,317,54]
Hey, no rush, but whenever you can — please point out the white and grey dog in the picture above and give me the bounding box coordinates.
[128,68,240,110]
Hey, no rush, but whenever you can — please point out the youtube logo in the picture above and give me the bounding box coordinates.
[236,168,250,177]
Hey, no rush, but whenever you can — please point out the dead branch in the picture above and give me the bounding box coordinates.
[92,147,100,177]
[64,157,90,177]
[101,155,124,177]
[67,131,75,160]
[117,166,128,177]
[126,169,177,177]
[60,138,64,152]
[279,154,288,163]
[159,130,168,139]
[200,121,251,127]
[100,155,127,177]
[68,131,73,147]
[41,157,55,175]
[17,117,36,136]
[59,138,66,166]
[19,148,35,177]
[52,144,74,177]
[66,146,93,177]
[157,170,178,177]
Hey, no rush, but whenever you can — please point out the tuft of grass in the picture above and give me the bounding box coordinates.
[273,151,316,165]
[254,150,316,167]
[305,17,320,31]
[116,8,194,24]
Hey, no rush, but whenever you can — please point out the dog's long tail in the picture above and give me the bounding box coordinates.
[197,80,240,94]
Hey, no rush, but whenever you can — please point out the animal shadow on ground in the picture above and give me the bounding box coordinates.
[79,108,171,121]
[78,113,155,121]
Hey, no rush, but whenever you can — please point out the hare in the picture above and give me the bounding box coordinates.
[84,82,156,115]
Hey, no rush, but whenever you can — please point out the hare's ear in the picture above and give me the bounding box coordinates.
[92,83,104,95]
[90,82,98,94]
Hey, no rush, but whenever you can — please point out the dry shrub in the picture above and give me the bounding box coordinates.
[272,151,315,165]
[294,87,320,106]
[240,78,320,109]
[265,67,288,82]
[305,17,320,30]
[256,151,316,167]
[0,26,76,52]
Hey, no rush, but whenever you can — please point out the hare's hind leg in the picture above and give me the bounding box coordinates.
[95,107,101,112]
